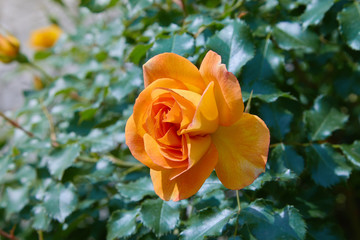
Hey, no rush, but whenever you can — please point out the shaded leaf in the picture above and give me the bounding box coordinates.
[271,144,305,175]
[338,2,360,50]
[107,209,139,240]
[207,19,255,76]
[180,208,234,240]
[140,199,180,236]
[117,177,155,201]
[340,140,360,167]
[4,186,29,215]
[43,183,78,223]
[272,22,319,52]
[300,0,334,28]
[306,144,351,187]
[32,205,51,230]
[303,96,348,141]
[239,199,306,240]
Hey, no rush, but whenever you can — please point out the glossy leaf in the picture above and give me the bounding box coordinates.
[271,144,305,175]
[140,199,180,236]
[300,0,334,28]
[207,19,255,76]
[117,177,155,201]
[303,96,348,141]
[338,3,360,50]
[239,199,306,240]
[43,183,78,223]
[306,144,351,187]
[107,209,139,240]
[340,141,360,167]
[180,209,235,240]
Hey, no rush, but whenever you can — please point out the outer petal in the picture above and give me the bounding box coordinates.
[143,53,206,94]
[199,51,244,126]
[125,115,163,171]
[212,113,270,190]
[150,143,218,201]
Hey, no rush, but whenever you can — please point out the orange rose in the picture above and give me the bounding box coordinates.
[125,51,270,201]
[0,33,20,63]
[29,25,62,50]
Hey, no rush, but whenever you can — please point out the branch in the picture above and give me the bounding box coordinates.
[0,227,18,240]
[40,101,59,147]
[0,111,34,138]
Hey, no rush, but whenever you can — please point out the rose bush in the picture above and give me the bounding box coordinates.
[125,51,270,201]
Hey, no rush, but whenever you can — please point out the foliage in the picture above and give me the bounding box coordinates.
[0,0,359,239]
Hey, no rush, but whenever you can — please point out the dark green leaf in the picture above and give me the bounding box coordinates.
[339,141,360,167]
[207,19,255,76]
[80,0,111,12]
[259,102,293,140]
[303,96,348,141]
[271,144,305,175]
[43,183,78,223]
[338,2,360,50]
[129,44,153,65]
[180,208,235,240]
[46,144,81,180]
[140,199,180,236]
[239,199,306,240]
[117,177,155,201]
[148,33,195,59]
[306,144,351,187]
[107,209,139,240]
[272,22,319,52]
[300,0,334,28]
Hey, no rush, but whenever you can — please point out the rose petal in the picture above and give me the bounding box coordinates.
[181,81,219,135]
[212,113,270,189]
[143,53,206,94]
[150,143,218,201]
[199,51,244,126]
[125,115,163,171]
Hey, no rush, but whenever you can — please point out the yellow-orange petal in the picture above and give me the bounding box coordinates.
[143,133,188,169]
[212,113,270,190]
[150,143,218,201]
[143,53,206,94]
[125,115,163,171]
[133,78,187,136]
[199,51,244,126]
[181,81,219,135]
[30,25,62,50]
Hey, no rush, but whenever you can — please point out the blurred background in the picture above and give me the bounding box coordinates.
[0,0,72,111]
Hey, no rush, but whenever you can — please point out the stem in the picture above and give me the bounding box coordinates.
[27,61,53,83]
[37,230,44,240]
[40,100,59,147]
[244,90,253,113]
[0,111,34,138]
[236,190,241,213]
[106,155,143,168]
[0,228,18,240]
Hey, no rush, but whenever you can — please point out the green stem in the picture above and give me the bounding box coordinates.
[236,190,241,213]
[27,61,53,83]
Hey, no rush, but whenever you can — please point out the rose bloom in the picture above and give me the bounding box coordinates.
[0,33,20,63]
[125,51,270,201]
[29,25,62,50]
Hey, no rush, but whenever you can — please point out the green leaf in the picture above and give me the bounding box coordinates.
[80,0,111,12]
[32,205,51,230]
[206,19,255,76]
[272,22,319,52]
[46,144,81,180]
[338,2,360,50]
[303,96,348,141]
[300,0,334,28]
[306,144,351,187]
[271,144,305,175]
[339,141,360,167]
[259,102,293,141]
[0,155,11,180]
[129,44,153,65]
[185,15,213,34]
[43,183,78,223]
[180,208,235,240]
[148,33,195,59]
[107,209,139,240]
[4,186,29,215]
[140,199,180,236]
[117,177,155,201]
[239,200,306,240]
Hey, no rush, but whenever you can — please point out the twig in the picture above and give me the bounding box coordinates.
[37,230,44,240]
[40,101,59,147]
[106,155,144,168]
[244,90,253,113]
[0,111,34,138]
[0,227,18,240]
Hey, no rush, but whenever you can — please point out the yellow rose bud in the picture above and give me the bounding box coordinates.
[29,25,63,50]
[33,75,44,90]
[0,34,20,63]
